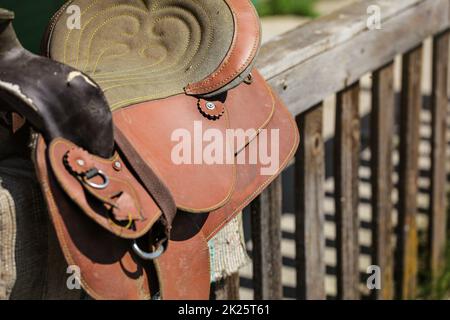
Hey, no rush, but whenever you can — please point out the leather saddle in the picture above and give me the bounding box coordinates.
[0,0,299,300]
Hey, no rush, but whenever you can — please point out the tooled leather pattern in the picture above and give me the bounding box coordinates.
[197,99,225,120]
[64,147,96,175]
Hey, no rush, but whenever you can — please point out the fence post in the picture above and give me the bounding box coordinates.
[295,103,326,300]
[396,45,422,300]
[335,82,361,300]
[371,62,396,300]
[251,177,283,300]
[212,273,241,300]
[429,31,449,289]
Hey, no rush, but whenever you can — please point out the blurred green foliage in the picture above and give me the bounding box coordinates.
[417,195,450,299]
[252,0,318,17]
[0,0,66,53]
[418,238,450,299]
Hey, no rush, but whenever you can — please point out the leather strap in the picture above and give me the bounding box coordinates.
[114,126,177,230]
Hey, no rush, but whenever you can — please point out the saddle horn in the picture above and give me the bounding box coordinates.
[0,9,19,51]
[0,9,114,158]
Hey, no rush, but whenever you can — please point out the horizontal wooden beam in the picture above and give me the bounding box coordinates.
[257,0,449,116]
[258,0,425,78]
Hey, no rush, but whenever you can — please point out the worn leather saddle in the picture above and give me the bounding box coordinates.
[0,0,299,300]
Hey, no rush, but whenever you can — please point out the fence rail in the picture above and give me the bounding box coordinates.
[226,0,450,300]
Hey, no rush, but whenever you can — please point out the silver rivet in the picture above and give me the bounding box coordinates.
[113,161,122,170]
[205,102,216,110]
[77,159,85,166]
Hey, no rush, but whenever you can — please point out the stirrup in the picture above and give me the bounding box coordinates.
[132,240,165,260]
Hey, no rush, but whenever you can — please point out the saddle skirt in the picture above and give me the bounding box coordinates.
[0,0,299,300]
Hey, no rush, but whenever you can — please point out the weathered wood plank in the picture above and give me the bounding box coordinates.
[396,45,422,300]
[258,0,425,78]
[335,82,361,300]
[371,62,395,300]
[295,103,326,300]
[429,31,449,288]
[258,0,449,116]
[250,177,283,300]
[212,273,240,300]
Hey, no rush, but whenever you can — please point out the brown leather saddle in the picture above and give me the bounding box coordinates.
[0,0,299,300]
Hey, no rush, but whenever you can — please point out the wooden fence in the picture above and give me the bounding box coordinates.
[215,0,450,300]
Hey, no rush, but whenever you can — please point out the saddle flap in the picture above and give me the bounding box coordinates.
[113,70,275,213]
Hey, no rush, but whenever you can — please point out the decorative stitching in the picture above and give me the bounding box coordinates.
[205,97,300,240]
[84,3,209,79]
[91,43,131,74]
[63,0,103,64]
[82,14,141,72]
[53,0,231,109]
[185,0,260,94]
[46,0,73,58]
[64,2,148,66]
[93,4,213,86]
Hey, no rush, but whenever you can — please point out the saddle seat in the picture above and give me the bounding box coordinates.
[45,0,259,108]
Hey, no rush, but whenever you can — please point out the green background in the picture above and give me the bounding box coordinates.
[0,0,66,53]
[252,0,317,17]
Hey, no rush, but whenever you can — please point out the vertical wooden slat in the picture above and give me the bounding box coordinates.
[335,82,361,300]
[371,62,395,300]
[396,45,422,300]
[251,177,283,300]
[429,31,449,287]
[212,273,241,300]
[295,103,326,300]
